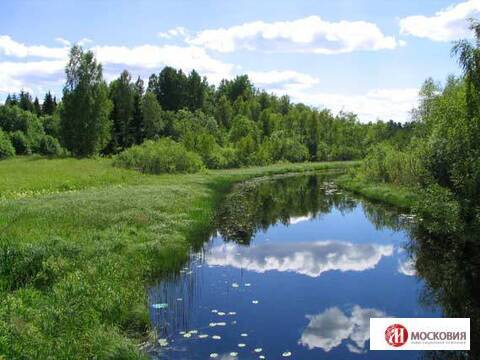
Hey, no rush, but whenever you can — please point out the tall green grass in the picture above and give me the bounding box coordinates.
[0,157,357,359]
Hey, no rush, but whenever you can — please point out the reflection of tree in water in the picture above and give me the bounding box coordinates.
[410,223,480,359]
[361,201,405,231]
[216,174,356,244]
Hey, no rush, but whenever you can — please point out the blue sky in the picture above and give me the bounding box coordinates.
[0,0,478,122]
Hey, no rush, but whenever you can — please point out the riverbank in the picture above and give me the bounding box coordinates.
[0,157,357,359]
[335,174,420,211]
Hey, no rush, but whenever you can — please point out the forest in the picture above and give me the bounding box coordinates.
[0,45,412,173]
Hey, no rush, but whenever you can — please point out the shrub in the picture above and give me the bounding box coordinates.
[362,142,424,186]
[114,138,204,174]
[10,130,31,155]
[39,135,62,156]
[0,129,15,159]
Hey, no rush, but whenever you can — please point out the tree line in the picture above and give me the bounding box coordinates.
[1,45,412,168]
[361,20,480,229]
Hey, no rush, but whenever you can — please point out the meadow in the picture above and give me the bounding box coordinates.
[0,157,356,359]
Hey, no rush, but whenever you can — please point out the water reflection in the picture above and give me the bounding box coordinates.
[411,224,480,359]
[148,173,477,359]
[216,175,355,244]
[299,306,385,353]
[206,241,393,277]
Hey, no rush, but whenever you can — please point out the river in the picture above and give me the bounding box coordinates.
[147,172,476,359]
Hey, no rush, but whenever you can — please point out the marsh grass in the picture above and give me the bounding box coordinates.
[0,157,357,359]
[335,174,419,210]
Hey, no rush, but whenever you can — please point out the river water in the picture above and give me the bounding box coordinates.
[147,173,472,359]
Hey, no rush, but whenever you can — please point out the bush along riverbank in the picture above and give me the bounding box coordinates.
[0,157,356,359]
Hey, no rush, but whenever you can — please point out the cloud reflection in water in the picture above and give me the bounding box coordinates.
[206,240,393,277]
[299,305,385,353]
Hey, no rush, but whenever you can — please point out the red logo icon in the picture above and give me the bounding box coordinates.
[385,324,408,347]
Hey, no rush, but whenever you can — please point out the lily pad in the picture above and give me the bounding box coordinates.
[151,303,168,309]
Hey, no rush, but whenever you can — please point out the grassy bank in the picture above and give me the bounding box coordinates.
[0,157,356,359]
[335,174,419,210]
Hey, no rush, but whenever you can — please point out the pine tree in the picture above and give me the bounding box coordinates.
[42,91,57,115]
[33,97,42,116]
[19,90,34,112]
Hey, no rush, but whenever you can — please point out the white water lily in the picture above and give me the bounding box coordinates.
[241,333,248,337]
[218,312,226,316]
[179,331,186,335]
[216,322,226,326]
[232,283,239,288]
[282,352,292,357]
[189,330,198,334]
[230,352,238,357]
[238,343,246,347]
[211,309,218,313]
[198,334,209,339]
[210,353,218,358]
[259,356,266,359]
[183,333,191,338]
[209,322,217,327]
[157,338,168,347]
[245,283,251,287]
[228,311,236,315]
[252,300,259,304]
[254,348,263,352]
[212,335,221,340]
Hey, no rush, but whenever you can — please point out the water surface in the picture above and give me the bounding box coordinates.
[148,173,440,359]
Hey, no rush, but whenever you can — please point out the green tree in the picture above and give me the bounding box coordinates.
[131,76,145,144]
[33,97,41,116]
[214,95,233,128]
[60,46,112,157]
[18,90,34,112]
[108,70,135,152]
[187,70,207,111]
[142,92,164,139]
[148,66,188,111]
[42,91,57,115]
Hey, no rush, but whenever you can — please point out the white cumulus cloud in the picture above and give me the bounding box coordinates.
[399,0,480,42]
[298,305,385,353]
[91,44,233,84]
[248,70,319,91]
[186,16,401,54]
[0,35,68,59]
[270,86,419,123]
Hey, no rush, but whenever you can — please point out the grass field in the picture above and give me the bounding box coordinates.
[335,174,419,211]
[0,157,357,359]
